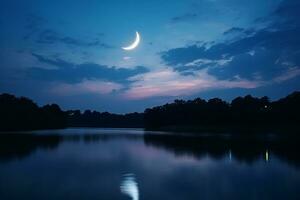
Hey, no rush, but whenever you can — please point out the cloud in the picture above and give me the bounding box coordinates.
[123,56,132,60]
[182,57,233,70]
[23,15,111,48]
[124,68,262,99]
[161,0,300,82]
[273,66,300,83]
[223,27,244,35]
[50,79,123,96]
[171,13,197,23]
[125,1,300,100]
[23,14,47,40]
[272,0,300,27]
[247,50,256,56]
[28,53,149,83]
[36,29,112,48]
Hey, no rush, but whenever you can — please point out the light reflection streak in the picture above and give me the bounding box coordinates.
[265,150,269,162]
[120,173,139,200]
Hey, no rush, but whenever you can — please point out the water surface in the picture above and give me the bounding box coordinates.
[0,128,300,200]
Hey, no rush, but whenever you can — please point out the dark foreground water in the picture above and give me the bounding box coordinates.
[0,128,300,200]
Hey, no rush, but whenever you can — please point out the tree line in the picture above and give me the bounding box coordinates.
[0,94,66,131]
[144,92,300,132]
[66,110,144,128]
[0,93,143,131]
[0,91,299,132]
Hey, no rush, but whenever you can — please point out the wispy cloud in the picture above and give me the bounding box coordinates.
[184,57,233,67]
[23,14,47,40]
[171,13,197,23]
[29,53,149,83]
[50,79,123,96]
[36,29,112,48]
[124,68,261,99]
[223,27,244,35]
[273,67,300,83]
[161,0,300,82]
[23,15,112,48]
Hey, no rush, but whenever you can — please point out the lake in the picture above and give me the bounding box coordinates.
[0,128,300,200]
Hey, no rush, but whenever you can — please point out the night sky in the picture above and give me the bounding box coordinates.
[1,0,300,113]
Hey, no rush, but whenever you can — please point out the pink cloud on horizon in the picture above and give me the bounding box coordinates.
[123,68,262,99]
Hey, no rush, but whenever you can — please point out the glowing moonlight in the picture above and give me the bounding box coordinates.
[122,31,140,50]
[120,174,139,200]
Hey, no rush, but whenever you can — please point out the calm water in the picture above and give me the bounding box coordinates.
[0,128,300,200]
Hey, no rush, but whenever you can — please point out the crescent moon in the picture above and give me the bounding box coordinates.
[122,31,140,50]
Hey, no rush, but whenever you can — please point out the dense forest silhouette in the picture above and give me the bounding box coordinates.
[0,91,299,132]
[144,91,300,132]
[0,93,144,131]
[0,94,66,131]
[66,110,144,128]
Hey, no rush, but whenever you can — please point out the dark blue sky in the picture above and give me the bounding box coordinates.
[1,0,300,113]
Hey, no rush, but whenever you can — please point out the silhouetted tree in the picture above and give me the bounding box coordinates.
[66,110,144,128]
[144,91,300,132]
[0,94,66,131]
[1,91,300,132]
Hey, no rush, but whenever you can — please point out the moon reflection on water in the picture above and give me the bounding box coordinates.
[120,173,139,200]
